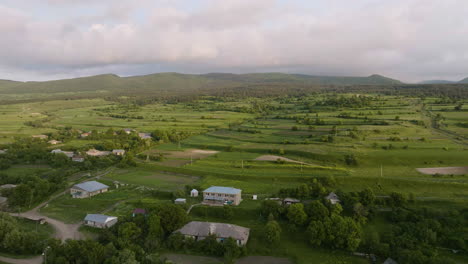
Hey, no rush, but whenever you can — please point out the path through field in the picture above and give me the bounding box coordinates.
[254,155,313,165]
[417,166,468,175]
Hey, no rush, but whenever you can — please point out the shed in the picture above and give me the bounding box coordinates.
[112,149,126,156]
[0,184,17,189]
[383,258,398,264]
[0,149,7,155]
[175,198,187,204]
[252,195,258,200]
[325,192,341,205]
[190,189,199,197]
[84,214,118,228]
[70,181,109,198]
[283,198,300,205]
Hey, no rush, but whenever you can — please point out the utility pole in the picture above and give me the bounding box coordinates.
[380,164,383,177]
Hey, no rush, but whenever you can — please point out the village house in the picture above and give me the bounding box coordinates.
[138,132,152,140]
[48,140,62,145]
[84,214,118,228]
[283,198,300,206]
[112,149,125,156]
[70,181,109,198]
[86,149,111,157]
[325,192,341,205]
[176,221,250,246]
[72,155,85,162]
[203,186,242,206]
[32,135,48,140]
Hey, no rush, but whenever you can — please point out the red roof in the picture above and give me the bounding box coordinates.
[133,208,146,214]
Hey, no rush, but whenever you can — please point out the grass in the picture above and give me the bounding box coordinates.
[39,186,142,223]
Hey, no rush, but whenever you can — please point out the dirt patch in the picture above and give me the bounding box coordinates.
[147,148,219,159]
[417,167,468,175]
[255,155,311,165]
[236,256,293,264]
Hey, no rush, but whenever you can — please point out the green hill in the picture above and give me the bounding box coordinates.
[0,72,403,96]
[458,77,468,84]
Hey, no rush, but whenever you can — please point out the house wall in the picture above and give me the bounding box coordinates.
[203,191,242,205]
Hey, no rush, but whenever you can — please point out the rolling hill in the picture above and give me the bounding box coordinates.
[0,72,403,96]
[420,76,468,84]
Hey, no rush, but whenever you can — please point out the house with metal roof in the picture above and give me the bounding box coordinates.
[86,149,111,157]
[84,214,118,228]
[176,221,250,246]
[203,186,242,205]
[138,132,152,140]
[325,192,341,205]
[70,181,109,198]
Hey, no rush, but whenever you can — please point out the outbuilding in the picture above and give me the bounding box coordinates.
[70,181,109,198]
[175,198,187,204]
[325,192,341,205]
[190,189,199,197]
[176,221,250,246]
[84,214,118,228]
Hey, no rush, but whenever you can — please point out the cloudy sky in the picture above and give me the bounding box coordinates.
[1,0,467,82]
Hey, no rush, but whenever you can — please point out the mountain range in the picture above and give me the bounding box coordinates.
[419,77,468,84]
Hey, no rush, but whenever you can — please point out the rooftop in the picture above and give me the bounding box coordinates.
[203,186,241,195]
[73,181,109,192]
[176,221,250,241]
[84,214,117,224]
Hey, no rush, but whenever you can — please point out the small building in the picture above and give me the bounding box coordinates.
[138,133,152,140]
[84,214,118,228]
[80,132,91,138]
[112,149,126,156]
[383,258,398,264]
[132,208,147,217]
[176,221,250,246]
[48,140,62,145]
[203,186,242,206]
[123,128,135,134]
[72,155,85,162]
[32,135,48,140]
[190,189,199,197]
[325,192,341,205]
[0,184,17,189]
[70,181,109,198]
[86,149,111,157]
[51,149,74,158]
[175,198,187,204]
[252,195,258,200]
[283,198,300,205]
[0,149,7,155]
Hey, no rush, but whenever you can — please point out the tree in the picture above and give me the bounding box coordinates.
[287,203,307,226]
[145,214,163,250]
[358,188,375,206]
[389,192,407,207]
[305,200,329,221]
[264,220,281,244]
[261,200,282,220]
[117,222,142,248]
[307,220,325,246]
[223,238,242,264]
[154,204,188,235]
[223,205,233,220]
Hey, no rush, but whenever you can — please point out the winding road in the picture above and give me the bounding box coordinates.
[0,169,114,264]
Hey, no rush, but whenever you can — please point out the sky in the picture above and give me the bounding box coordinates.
[1,0,468,82]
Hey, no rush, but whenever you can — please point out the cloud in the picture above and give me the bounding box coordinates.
[0,0,468,81]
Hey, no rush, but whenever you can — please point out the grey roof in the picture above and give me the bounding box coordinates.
[73,181,109,192]
[84,214,117,224]
[284,198,300,203]
[203,186,241,195]
[112,149,125,153]
[326,192,339,200]
[0,184,17,189]
[176,221,250,241]
[0,149,7,154]
[383,258,398,264]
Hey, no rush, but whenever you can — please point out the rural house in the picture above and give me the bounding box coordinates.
[51,149,74,158]
[138,132,152,140]
[70,181,109,198]
[0,184,17,189]
[48,140,62,145]
[325,192,341,205]
[176,221,250,246]
[80,132,91,138]
[84,214,118,228]
[86,149,111,157]
[283,198,300,205]
[203,186,242,205]
[112,149,125,156]
[190,189,199,197]
[0,149,6,155]
[123,128,135,134]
